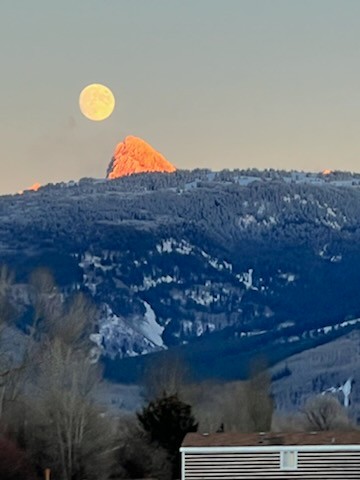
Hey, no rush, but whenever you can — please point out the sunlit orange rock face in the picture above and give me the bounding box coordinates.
[107,135,176,179]
[28,182,41,191]
[322,169,333,175]
[19,182,41,194]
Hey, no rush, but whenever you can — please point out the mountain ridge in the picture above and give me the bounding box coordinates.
[2,168,360,395]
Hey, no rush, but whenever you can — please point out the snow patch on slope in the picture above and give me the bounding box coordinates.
[156,238,193,255]
[90,303,165,359]
[141,301,164,347]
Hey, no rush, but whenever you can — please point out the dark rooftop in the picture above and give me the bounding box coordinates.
[182,431,360,447]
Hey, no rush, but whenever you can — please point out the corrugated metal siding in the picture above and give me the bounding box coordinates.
[184,451,360,479]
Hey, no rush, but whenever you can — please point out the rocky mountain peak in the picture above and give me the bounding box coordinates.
[106,135,176,179]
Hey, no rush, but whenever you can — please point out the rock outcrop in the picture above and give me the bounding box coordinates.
[107,135,176,179]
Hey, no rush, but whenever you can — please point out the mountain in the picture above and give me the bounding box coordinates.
[106,136,176,179]
[2,168,360,402]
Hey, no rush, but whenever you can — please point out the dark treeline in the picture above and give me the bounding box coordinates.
[3,169,360,253]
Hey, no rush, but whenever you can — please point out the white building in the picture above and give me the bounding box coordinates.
[181,431,360,479]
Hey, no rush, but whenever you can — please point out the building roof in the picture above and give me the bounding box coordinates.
[182,431,360,447]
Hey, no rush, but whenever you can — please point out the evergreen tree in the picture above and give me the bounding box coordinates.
[137,393,198,478]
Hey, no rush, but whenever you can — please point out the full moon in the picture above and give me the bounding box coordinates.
[79,83,115,121]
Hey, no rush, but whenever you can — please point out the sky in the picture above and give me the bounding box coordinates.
[1,0,360,194]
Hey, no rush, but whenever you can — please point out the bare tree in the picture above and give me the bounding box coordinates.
[143,353,190,401]
[186,359,274,434]
[27,341,116,480]
[183,380,225,433]
[28,269,96,351]
[45,292,97,353]
[0,264,15,328]
[0,265,31,420]
[0,265,116,480]
[115,415,172,480]
[12,268,114,479]
[243,364,274,432]
[180,380,256,434]
[221,382,251,432]
[300,395,353,431]
[28,268,60,338]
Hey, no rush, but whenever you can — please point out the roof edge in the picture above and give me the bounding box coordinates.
[181,444,360,454]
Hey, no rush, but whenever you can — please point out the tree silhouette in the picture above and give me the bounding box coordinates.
[137,393,198,478]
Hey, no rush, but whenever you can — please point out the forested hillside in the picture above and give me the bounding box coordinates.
[0,169,360,383]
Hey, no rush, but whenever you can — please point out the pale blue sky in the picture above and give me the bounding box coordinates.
[1,0,360,193]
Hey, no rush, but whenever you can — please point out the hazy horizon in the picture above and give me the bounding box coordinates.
[1,0,360,194]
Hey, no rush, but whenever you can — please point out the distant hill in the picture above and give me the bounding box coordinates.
[1,168,360,398]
